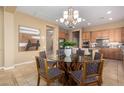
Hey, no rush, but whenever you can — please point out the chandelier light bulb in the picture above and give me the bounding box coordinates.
[77,18,82,22]
[74,10,79,19]
[60,18,64,23]
[65,21,69,25]
[63,11,68,19]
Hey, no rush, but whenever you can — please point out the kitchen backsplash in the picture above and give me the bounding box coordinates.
[91,42,122,48]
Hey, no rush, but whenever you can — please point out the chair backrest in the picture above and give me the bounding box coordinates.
[76,48,84,56]
[76,48,84,62]
[94,52,103,60]
[35,56,48,74]
[82,59,104,81]
[57,49,65,57]
[39,51,47,59]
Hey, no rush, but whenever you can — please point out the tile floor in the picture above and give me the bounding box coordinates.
[0,59,124,86]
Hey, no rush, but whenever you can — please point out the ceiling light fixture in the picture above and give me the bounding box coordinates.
[59,7,82,28]
[107,11,112,14]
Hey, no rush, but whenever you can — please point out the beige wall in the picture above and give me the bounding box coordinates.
[15,11,59,64]
[0,8,4,67]
[0,7,59,67]
[84,20,124,32]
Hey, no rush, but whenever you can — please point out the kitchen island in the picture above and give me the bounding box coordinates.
[99,48,123,60]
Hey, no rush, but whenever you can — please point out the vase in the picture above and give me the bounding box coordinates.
[64,48,72,57]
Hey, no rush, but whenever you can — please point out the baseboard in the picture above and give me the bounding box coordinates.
[4,66,15,70]
[14,60,34,67]
[3,60,34,70]
[0,66,4,70]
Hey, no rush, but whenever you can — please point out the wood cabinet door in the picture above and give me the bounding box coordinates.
[82,32,86,40]
[91,32,97,42]
[101,30,109,38]
[85,32,90,40]
[121,27,124,43]
[59,31,66,39]
[114,28,121,42]
[82,32,91,41]
[109,30,114,42]
[96,31,102,38]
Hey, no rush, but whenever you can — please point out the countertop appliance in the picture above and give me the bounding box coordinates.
[82,40,90,48]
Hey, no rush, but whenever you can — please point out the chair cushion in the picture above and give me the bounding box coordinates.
[87,62,99,75]
[47,60,57,67]
[47,68,62,79]
[71,70,97,84]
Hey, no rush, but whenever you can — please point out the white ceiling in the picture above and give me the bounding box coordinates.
[16,6,124,30]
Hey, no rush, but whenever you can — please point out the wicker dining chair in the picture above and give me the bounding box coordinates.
[39,51,57,67]
[70,59,104,86]
[35,56,63,86]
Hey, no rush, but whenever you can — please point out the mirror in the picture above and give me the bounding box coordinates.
[19,26,40,51]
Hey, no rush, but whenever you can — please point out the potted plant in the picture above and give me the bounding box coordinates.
[60,40,76,56]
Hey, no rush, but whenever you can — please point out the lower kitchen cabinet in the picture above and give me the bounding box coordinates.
[100,48,122,60]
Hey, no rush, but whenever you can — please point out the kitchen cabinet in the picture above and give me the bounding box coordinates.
[101,30,109,38]
[121,27,124,43]
[109,30,114,42]
[83,27,123,43]
[108,28,121,42]
[91,31,109,42]
[91,31,97,42]
[114,28,121,42]
[59,31,66,39]
[100,48,122,60]
[96,31,102,38]
[82,32,90,40]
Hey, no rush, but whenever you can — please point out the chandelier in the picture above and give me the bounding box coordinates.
[59,7,82,28]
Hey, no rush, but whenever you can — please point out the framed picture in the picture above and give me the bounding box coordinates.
[19,26,40,51]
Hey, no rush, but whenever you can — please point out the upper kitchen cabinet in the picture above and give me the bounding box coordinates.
[91,31,97,42]
[114,28,121,42]
[101,30,109,38]
[84,27,123,43]
[82,32,90,40]
[109,30,115,42]
[109,28,121,42]
[91,31,102,42]
[59,31,66,39]
[121,27,124,43]
[95,31,102,38]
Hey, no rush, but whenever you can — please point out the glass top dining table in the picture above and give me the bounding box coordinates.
[48,55,92,85]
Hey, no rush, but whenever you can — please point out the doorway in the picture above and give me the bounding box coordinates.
[72,31,80,47]
[46,26,54,56]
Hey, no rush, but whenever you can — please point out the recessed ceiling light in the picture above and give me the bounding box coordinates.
[56,19,58,22]
[107,11,112,14]
[82,19,86,21]
[108,18,113,20]
[88,23,91,25]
